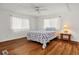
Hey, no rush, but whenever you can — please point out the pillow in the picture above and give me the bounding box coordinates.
[46,27,57,31]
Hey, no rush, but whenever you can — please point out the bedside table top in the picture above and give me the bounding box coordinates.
[60,33,71,35]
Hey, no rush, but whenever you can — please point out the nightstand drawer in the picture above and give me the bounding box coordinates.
[60,33,71,41]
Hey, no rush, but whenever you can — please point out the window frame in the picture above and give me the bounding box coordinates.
[43,18,60,30]
[10,16,30,32]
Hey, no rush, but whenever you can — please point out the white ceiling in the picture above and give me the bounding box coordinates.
[0,3,79,16]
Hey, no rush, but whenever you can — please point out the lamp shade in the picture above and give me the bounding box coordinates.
[63,24,69,34]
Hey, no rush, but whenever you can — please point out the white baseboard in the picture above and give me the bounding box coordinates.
[0,36,26,42]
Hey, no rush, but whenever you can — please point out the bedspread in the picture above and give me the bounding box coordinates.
[26,31,58,49]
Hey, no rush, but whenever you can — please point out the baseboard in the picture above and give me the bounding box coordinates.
[0,36,26,43]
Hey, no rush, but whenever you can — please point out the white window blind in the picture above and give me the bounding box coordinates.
[11,16,30,31]
[44,18,60,30]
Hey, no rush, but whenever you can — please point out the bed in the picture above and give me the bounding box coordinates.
[26,28,58,49]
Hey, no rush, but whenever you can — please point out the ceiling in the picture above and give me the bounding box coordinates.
[0,3,79,16]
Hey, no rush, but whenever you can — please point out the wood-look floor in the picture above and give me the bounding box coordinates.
[0,37,79,55]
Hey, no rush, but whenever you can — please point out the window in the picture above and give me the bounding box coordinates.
[11,16,30,32]
[44,18,60,30]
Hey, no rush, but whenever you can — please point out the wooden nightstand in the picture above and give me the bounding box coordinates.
[60,33,71,41]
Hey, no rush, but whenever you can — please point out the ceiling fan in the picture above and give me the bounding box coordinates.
[34,6,47,14]
[66,3,71,12]
[31,4,47,14]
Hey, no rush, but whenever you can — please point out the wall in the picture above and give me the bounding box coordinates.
[0,8,36,42]
[61,12,79,42]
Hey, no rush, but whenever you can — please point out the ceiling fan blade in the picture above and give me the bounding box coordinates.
[66,3,71,12]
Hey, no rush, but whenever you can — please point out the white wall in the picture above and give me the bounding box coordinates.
[0,8,36,42]
[29,16,44,31]
[61,12,79,42]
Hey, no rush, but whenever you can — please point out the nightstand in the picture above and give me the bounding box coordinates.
[60,33,71,41]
